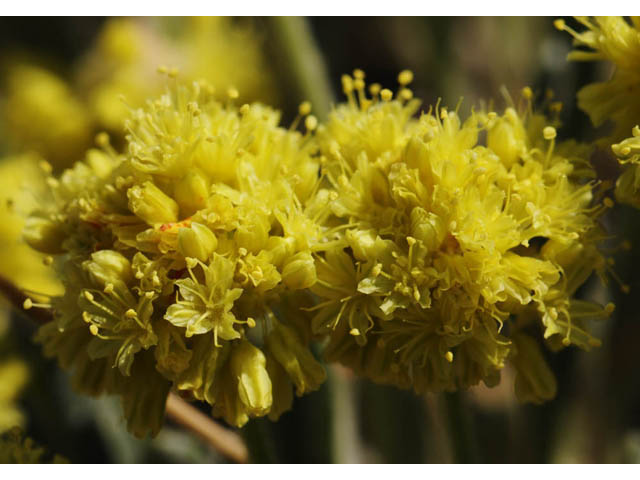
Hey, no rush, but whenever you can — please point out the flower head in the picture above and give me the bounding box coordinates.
[25,78,325,433]
[311,72,612,400]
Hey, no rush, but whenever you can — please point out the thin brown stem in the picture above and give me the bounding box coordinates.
[165,393,248,464]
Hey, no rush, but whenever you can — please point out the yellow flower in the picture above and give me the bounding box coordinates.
[311,71,611,400]
[76,17,279,132]
[25,79,325,433]
[556,16,640,142]
[2,65,92,168]
[613,125,640,207]
[165,256,243,341]
[0,155,62,296]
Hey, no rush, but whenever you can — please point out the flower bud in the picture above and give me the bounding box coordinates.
[511,333,557,404]
[410,207,445,251]
[177,222,217,261]
[174,171,209,216]
[266,321,326,396]
[266,236,296,268]
[230,340,272,416]
[234,213,270,253]
[23,215,66,254]
[615,165,640,209]
[265,353,293,421]
[83,249,133,288]
[127,181,179,225]
[487,108,526,168]
[281,251,316,290]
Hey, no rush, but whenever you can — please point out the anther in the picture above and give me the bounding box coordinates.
[522,86,533,100]
[247,317,256,328]
[380,89,393,102]
[96,132,110,147]
[543,126,557,140]
[353,69,365,80]
[349,328,361,336]
[125,309,137,319]
[23,298,33,310]
[445,351,454,363]
[341,75,354,94]
[298,101,312,116]
[399,88,414,101]
[398,69,414,86]
[305,115,318,131]
[554,19,566,30]
[89,325,99,336]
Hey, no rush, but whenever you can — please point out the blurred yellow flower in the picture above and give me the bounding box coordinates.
[556,16,640,142]
[76,17,279,133]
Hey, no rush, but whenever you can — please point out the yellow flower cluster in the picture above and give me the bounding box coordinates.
[555,16,640,143]
[310,71,612,401]
[26,79,325,435]
[21,68,613,436]
[556,17,640,208]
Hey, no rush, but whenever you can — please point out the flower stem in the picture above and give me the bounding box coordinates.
[442,391,480,463]
[268,17,335,120]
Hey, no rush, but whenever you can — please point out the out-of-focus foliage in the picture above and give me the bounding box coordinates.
[0,427,67,463]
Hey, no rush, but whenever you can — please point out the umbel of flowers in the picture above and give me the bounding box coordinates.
[23,68,614,437]
[24,75,326,436]
[310,70,613,403]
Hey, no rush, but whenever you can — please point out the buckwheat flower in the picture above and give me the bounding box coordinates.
[24,79,325,434]
[311,72,611,401]
[555,16,640,143]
